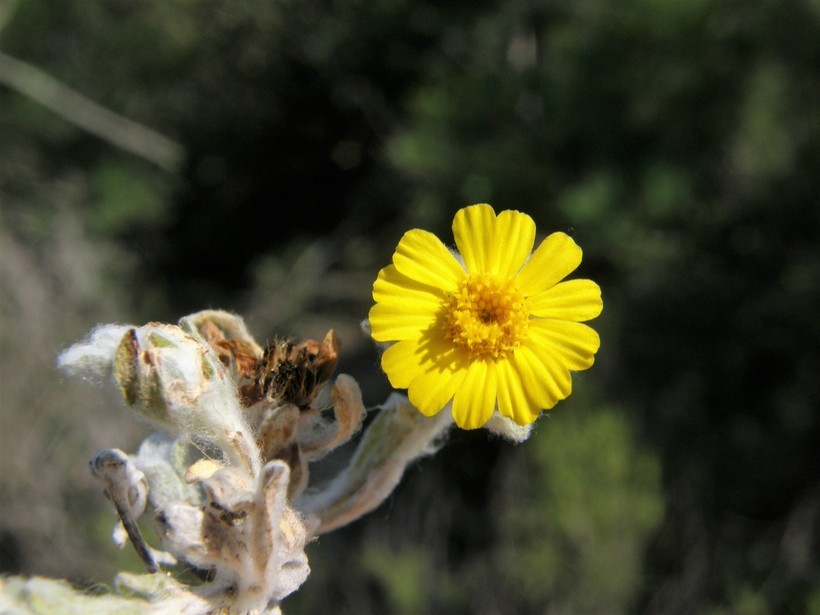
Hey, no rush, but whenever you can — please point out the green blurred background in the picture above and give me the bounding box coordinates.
[1,0,819,613]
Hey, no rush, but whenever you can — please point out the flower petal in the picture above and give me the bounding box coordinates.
[393,229,465,291]
[369,304,440,342]
[527,319,601,371]
[452,203,496,275]
[489,209,536,277]
[529,279,603,322]
[407,345,470,417]
[380,339,428,389]
[496,358,542,425]
[451,360,498,429]
[513,344,573,410]
[381,330,470,416]
[373,265,446,307]
[370,265,445,342]
[453,205,536,277]
[516,232,582,296]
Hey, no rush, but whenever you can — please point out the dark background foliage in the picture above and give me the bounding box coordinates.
[1,1,818,613]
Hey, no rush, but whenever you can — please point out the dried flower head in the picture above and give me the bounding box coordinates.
[246,330,341,410]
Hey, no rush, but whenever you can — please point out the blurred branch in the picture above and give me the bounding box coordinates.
[0,51,184,172]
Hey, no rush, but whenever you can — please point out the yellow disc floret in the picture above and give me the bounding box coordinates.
[444,273,530,360]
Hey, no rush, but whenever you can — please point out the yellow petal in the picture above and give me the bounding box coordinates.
[380,339,428,389]
[382,330,469,415]
[513,344,572,410]
[451,360,498,429]
[529,279,603,322]
[527,319,601,371]
[373,265,446,308]
[516,232,582,296]
[370,265,445,342]
[407,345,469,417]
[453,205,537,277]
[452,203,496,275]
[393,229,465,291]
[369,304,440,342]
[496,358,542,426]
[489,209,536,277]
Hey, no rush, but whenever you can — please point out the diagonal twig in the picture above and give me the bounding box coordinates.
[0,50,184,171]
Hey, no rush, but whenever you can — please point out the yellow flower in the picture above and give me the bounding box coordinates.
[368,204,603,430]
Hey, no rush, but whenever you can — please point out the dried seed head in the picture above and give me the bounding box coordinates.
[250,330,340,410]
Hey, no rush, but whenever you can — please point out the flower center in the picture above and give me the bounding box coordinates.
[444,273,530,360]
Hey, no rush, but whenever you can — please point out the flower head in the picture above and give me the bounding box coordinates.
[368,204,602,429]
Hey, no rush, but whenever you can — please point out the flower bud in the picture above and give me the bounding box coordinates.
[60,319,259,475]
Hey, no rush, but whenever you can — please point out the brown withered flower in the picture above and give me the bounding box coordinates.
[245,330,340,410]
